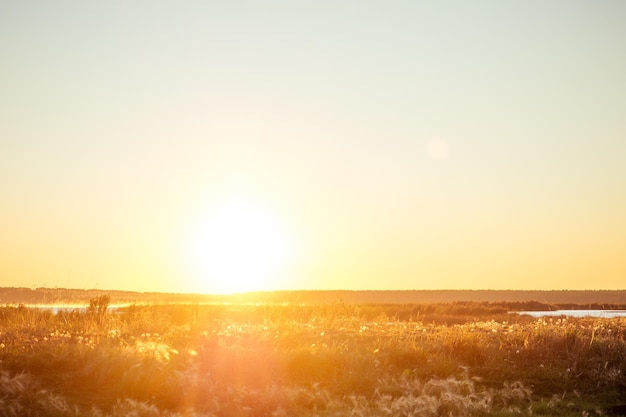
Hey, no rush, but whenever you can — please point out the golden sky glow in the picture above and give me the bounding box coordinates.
[1,1,625,293]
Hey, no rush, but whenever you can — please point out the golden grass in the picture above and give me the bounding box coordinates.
[0,301,624,416]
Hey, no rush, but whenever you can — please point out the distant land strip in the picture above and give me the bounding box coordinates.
[1,287,626,306]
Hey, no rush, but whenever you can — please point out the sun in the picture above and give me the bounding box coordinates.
[186,197,292,294]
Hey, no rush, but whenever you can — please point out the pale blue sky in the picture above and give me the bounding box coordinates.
[1,1,625,292]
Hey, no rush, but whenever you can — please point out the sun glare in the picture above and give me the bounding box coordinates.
[427,137,450,160]
[187,197,292,294]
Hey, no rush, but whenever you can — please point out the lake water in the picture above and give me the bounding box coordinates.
[14,305,626,319]
[516,310,626,318]
[20,304,125,314]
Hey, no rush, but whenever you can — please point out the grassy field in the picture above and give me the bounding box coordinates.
[0,297,625,416]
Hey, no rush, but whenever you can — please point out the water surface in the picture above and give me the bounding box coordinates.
[517,310,626,318]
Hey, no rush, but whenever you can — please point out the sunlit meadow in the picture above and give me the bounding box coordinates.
[0,298,625,416]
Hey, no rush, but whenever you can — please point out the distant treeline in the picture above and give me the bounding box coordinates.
[0,287,220,305]
[230,290,626,306]
[1,287,626,307]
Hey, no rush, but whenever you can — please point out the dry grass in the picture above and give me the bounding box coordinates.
[0,301,624,416]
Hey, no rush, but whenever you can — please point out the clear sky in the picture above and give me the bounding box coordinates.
[1,1,625,294]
